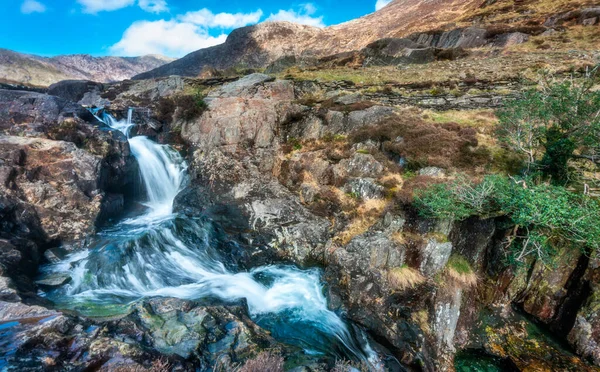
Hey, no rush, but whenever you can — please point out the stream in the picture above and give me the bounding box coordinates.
[39,109,383,367]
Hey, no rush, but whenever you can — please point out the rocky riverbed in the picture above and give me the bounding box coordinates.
[0,74,599,371]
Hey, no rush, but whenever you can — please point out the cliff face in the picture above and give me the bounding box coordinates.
[0,49,173,87]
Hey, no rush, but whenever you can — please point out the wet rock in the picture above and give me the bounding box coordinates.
[492,32,530,48]
[340,233,405,271]
[362,38,435,65]
[515,247,581,323]
[0,300,59,321]
[0,136,103,242]
[198,65,222,79]
[410,27,488,49]
[0,276,20,301]
[265,55,319,74]
[208,73,275,99]
[433,287,462,358]
[0,90,95,136]
[35,273,72,288]
[450,217,496,272]
[334,93,365,106]
[566,256,600,365]
[182,74,298,148]
[118,75,185,100]
[569,315,600,365]
[126,298,288,365]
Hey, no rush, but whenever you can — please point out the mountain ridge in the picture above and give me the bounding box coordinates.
[135,0,598,80]
[0,48,174,87]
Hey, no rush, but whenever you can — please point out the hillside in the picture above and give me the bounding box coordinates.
[135,0,599,79]
[0,49,174,87]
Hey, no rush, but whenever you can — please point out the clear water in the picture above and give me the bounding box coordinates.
[41,109,381,366]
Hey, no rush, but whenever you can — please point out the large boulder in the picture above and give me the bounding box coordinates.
[124,298,292,366]
[47,80,104,104]
[177,75,331,265]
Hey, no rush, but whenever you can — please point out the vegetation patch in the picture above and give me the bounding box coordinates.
[446,255,478,288]
[415,174,600,265]
[239,351,284,372]
[156,90,208,123]
[388,265,426,291]
[350,114,491,170]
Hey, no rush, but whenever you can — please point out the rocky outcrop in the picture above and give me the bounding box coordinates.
[0,89,137,300]
[0,136,106,242]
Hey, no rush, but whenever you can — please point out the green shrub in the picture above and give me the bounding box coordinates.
[415,175,600,265]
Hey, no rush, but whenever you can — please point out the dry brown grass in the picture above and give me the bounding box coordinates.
[350,113,491,171]
[336,199,388,245]
[456,0,598,26]
[238,352,284,372]
[279,50,595,88]
[388,266,426,291]
[379,173,404,190]
[421,109,498,128]
[412,309,431,335]
[446,267,479,288]
[511,25,600,53]
[444,255,478,289]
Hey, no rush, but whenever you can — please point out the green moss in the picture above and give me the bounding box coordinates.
[447,255,473,275]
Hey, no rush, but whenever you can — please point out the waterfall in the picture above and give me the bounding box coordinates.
[41,109,382,367]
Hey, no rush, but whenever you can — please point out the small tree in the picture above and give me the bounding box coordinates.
[496,67,600,184]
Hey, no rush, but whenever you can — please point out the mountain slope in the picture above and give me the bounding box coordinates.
[0,49,174,87]
[135,0,599,80]
[134,0,486,79]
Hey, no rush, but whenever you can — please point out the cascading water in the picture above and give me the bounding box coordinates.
[41,108,382,367]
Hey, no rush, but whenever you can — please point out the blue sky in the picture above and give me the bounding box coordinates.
[0,0,393,58]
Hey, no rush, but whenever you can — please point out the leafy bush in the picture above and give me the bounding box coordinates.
[415,175,600,264]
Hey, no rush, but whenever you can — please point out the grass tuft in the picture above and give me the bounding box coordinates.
[446,255,478,288]
[388,265,426,291]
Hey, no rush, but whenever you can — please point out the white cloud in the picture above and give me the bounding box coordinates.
[180,9,263,29]
[110,20,228,57]
[375,0,393,11]
[266,4,324,27]
[138,0,168,13]
[110,3,327,58]
[77,0,134,13]
[21,0,46,14]
[77,0,167,14]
